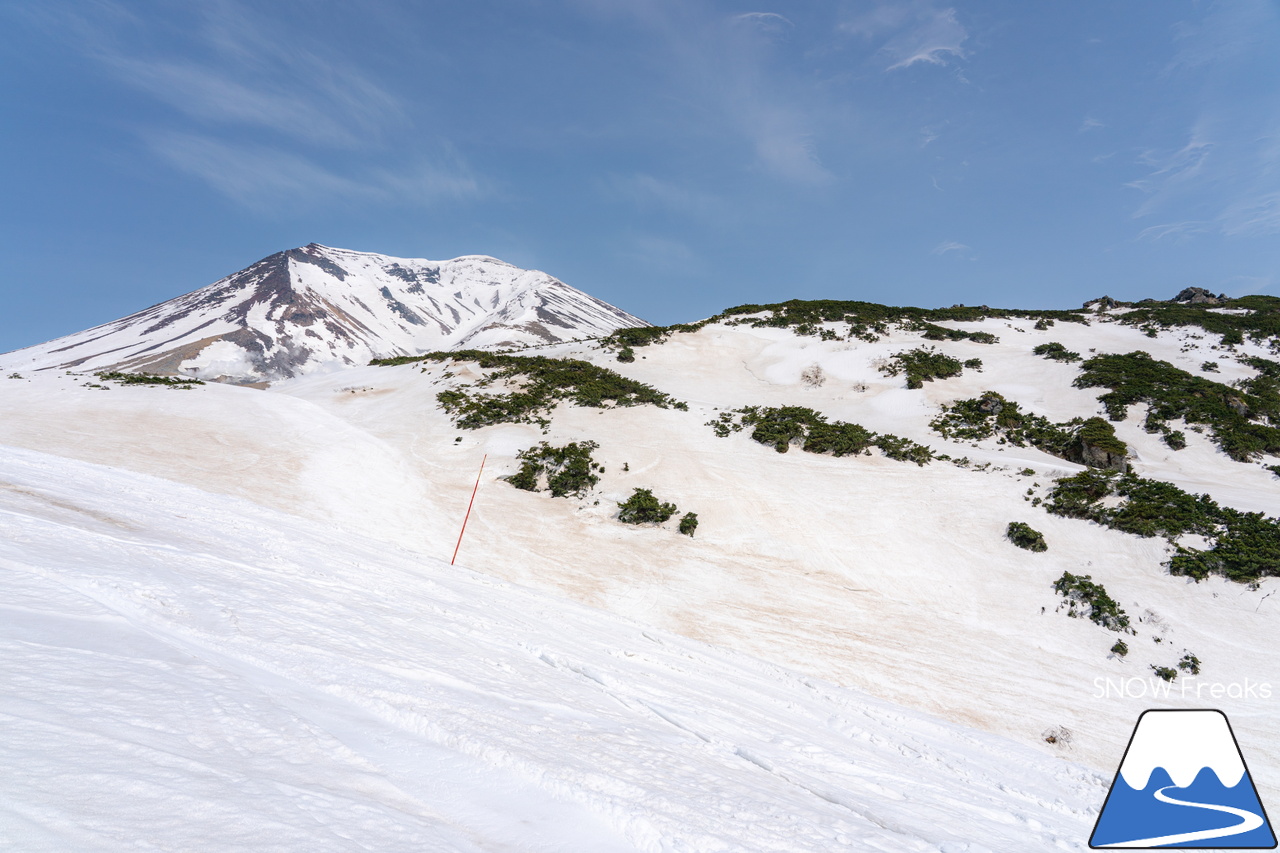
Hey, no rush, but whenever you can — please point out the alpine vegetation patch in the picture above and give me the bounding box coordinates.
[678,512,699,537]
[372,351,685,429]
[504,441,602,498]
[709,405,933,465]
[617,488,678,525]
[1052,572,1132,632]
[1074,350,1280,462]
[95,371,204,389]
[880,347,966,389]
[930,392,1127,470]
[1032,342,1081,363]
[1044,469,1280,583]
[1006,521,1047,552]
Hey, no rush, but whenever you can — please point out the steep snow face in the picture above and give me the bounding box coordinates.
[0,244,646,382]
[0,444,1104,851]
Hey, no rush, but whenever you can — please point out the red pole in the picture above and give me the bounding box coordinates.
[451,454,487,565]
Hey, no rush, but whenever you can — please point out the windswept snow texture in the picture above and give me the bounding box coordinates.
[0,244,646,382]
[0,445,1104,851]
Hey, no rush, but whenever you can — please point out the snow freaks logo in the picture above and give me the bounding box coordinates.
[1090,710,1277,849]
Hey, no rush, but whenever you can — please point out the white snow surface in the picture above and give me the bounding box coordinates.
[0,444,1102,851]
[0,244,645,382]
[1118,710,1246,789]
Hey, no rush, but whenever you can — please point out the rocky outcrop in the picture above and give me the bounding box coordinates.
[1172,287,1228,305]
[1083,296,1121,311]
[1070,417,1129,473]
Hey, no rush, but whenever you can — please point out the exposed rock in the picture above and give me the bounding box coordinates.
[1077,440,1128,473]
[1172,287,1226,305]
[1083,296,1120,311]
[977,392,1004,416]
[1069,417,1129,473]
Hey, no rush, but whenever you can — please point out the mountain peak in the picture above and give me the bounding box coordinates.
[0,246,647,383]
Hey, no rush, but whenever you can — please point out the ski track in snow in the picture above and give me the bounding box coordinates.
[0,445,1102,851]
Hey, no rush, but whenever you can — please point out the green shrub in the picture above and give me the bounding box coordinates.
[1053,572,1131,632]
[1074,351,1280,462]
[1151,665,1178,682]
[95,371,204,388]
[1006,521,1048,552]
[710,405,932,465]
[1032,342,1082,362]
[373,351,685,429]
[1111,640,1129,657]
[714,299,1086,335]
[1178,652,1201,675]
[678,512,699,537]
[617,488,678,525]
[1201,361,1220,373]
[881,347,965,388]
[1044,469,1280,583]
[504,441,601,498]
[1077,417,1127,457]
[599,322,713,353]
[930,392,1123,465]
[1110,295,1280,345]
[617,346,636,363]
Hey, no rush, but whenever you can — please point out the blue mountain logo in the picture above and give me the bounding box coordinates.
[1091,709,1276,848]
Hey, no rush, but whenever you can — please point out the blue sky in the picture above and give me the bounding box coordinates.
[3,1,1280,350]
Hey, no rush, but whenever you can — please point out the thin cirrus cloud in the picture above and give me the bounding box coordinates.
[47,0,479,211]
[606,173,728,220]
[145,132,481,213]
[930,240,969,256]
[580,2,834,185]
[103,52,403,149]
[1125,135,1214,219]
[841,3,969,72]
[1133,221,1212,243]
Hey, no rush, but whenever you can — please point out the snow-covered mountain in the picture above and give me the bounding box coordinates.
[0,244,645,382]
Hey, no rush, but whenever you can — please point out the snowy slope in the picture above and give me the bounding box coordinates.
[2,302,1278,849]
[0,444,1103,851]
[0,244,645,382]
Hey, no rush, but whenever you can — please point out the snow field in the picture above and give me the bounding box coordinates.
[0,445,1102,851]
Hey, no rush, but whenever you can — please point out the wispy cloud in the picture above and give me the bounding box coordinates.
[1165,1,1278,75]
[930,240,969,255]
[28,0,480,211]
[1219,192,1280,237]
[146,133,480,213]
[1126,133,1215,218]
[841,3,969,72]
[730,12,793,33]
[1133,221,1212,243]
[1079,117,1105,133]
[606,174,727,219]
[46,1,403,148]
[576,3,835,185]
